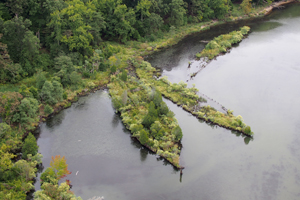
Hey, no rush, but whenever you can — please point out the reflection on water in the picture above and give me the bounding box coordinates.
[45,111,65,129]
[251,21,283,32]
[35,4,300,200]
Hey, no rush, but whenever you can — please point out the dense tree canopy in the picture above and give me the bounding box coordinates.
[0,0,280,83]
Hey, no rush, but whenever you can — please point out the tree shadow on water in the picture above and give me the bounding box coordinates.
[112,113,120,127]
[140,148,148,162]
[231,130,253,145]
[45,112,66,129]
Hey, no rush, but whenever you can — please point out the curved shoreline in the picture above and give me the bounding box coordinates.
[141,0,299,58]
[264,0,298,15]
[26,2,297,195]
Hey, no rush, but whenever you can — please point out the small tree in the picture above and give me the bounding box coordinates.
[0,122,11,138]
[159,102,169,116]
[0,92,23,124]
[172,126,183,142]
[22,133,38,159]
[153,91,162,107]
[12,97,39,126]
[40,81,63,105]
[142,101,157,128]
[40,81,56,105]
[41,155,71,184]
[52,80,63,102]
[139,129,149,145]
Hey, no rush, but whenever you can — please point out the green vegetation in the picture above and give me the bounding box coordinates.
[44,104,53,116]
[108,67,183,168]
[22,133,38,159]
[0,122,43,199]
[196,26,251,59]
[0,0,284,197]
[131,58,253,136]
[193,106,253,135]
[35,155,81,199]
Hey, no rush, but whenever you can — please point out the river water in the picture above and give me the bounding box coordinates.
[35,5,300,200]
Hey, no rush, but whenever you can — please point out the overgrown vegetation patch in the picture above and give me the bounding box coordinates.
[108,67,183,168]
[131,58,253,137]
[0,0,279,196]
[196,26,251,59]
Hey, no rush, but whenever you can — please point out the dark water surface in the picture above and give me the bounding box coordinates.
[36,5,300,200]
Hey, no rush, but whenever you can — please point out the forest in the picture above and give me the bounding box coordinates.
[0,0,282,199]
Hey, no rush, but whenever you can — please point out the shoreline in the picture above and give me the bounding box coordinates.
[139,0,299,58]
[264,0,298,15]
[26,1,297,191]
[31,0,299,132]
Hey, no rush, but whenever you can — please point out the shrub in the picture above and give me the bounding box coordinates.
[121,90,128,106]
[40,167,57,184]
[22,133,38,159]
[40,81,63,105]
[70,71,82,86]
[44,105,53,116]
[82,71,90,78]
[243,126,252,135]
[112,97,122,110]
[110,65,117,74]
[130,124,143,134]
[0,122,11,138]
[29,86,38,99]
[120,70,127,82]
[63,92,68,100]
[153,91,162,107]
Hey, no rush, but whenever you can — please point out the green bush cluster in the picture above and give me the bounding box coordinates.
[0,122,42,199]
[196,26,251,59]
[22,133,38,159]
[194,106,253,135]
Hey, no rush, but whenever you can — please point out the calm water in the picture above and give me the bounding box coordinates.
[36,5,300,200]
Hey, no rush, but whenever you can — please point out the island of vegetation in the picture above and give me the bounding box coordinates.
[196,26,251,59]
[0,0,298,199]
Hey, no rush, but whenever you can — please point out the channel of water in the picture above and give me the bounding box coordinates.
[35,5,300,200]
